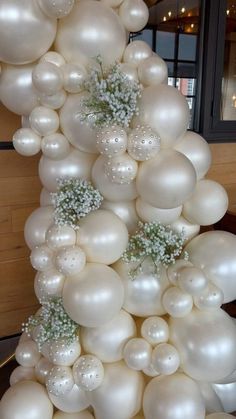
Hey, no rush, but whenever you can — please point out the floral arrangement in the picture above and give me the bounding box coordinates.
[123,221,188,279]
[81,57,142,128]
[51,177,103,230]
[22,297,78,350]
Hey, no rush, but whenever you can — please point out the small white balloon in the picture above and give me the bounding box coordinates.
[46,225,77,250]
[61,63,87,93]
[32,62,63,95]
[123,40,152,66]
[10,366,36,386]
[120,63,139,82]
[39,89,67,110]
[34,269,65,301]
[123,338,152,371]
[152,343,180,375]
[41,133,70,160]
[138,54,168,86]
[193,282,224,310]
[142,362,160,377]
[136,198,182,225]
[24,206,54,249]
[127,125,160,161]
[15,340,41,368]
[55,245,86,276]
[96,125,127,157]
[177,266,209,296]
[30,244,54,271]
[37,0,75,18]
[167,260,194,285]
[141,316,169,346]
[30,106,60,136]
[48,339,81,366]
[35,357,54,384]
[40,51,66,67]
[49,384,89,413]
[162,286,193,317]
[104,153,138,184]
[119,0,149,32]
[73,355,104,391]
[13,128,41,156]
[101,199,139,234]
[46,366,74,396]
[170,215,200,243]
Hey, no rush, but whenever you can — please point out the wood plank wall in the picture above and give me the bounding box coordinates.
[0,104,235,338]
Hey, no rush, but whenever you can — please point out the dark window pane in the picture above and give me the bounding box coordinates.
[166,61,174,77]
[132,29,153,49]
[178,34,197,61]
[156,31,175,59]
[177,62,197,78]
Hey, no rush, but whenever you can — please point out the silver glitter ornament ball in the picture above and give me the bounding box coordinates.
[104,153,138,184]
[127,125,161,161]
[72,354,104,391]
[46,365,74,396]
[96,125,128,158]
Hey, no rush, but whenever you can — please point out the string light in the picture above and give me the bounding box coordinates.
[191,23,195,28]
[163,16,167,21]
[226,9,230,15]
[168,11,172,17]
[181,7,186,13]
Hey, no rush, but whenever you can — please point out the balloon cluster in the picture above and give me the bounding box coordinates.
[0,1,236,419]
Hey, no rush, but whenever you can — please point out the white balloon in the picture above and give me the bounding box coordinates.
[30,244,54,271]
[73,355,104,391]
[48,339,81,367]
[41,133,70,160]
[40,51,66,67]
[170,216,200,243]
[167,260,193,286]
[141,316,169,346]
[13,128,41,156]
[40,188,53,206]
[24,206,54,249]
[30,106,60,136]
[206,414,236,419]
[49,384,89,413]
[46,366,74,397]
[35,357,54,384]
[32,62,63,95]
[104,153,138,184]
[96,125,127,158]
[119,0,149,32]
[177,266,209,296]
[127,125,161,162]
[37,0,75,18]
[212,382,236,413]
[61,63,87,94]
[123,40,152,66]
[152,343,180,375]
[39,89,67,110]
[34,269,65,301]
[55,245,86,276]
[197,381,223,413]
[10,366,36,386]
[162,286,193,318]
[193,282,224,310]
[138,54,168,86]
[46,225,76,250]
[120,63,139,82]
[136,198,182,224]
[101,199,139,234]
[123,338,152,370]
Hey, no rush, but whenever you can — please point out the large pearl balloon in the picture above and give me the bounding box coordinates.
[175,131,212,180]
[169,308,236,382]
[0,64,40,115]
[101,200,139,234]
[60,93,98,154]
[183,180,228,226]
[10,366,36,386]
[143,373,205,419]
[55,1,126,66]
[138,54,168,86]
[15,340,41,367]
[41,133,70,160]
[136,198,182,224]
[185,231,236,303]
[170,216,200,243]
[62,263,124,327]
[37,0,75,19]
[0,381,53,419]
[92,155,138,202]
[34,269,65,301]
[81,309,137,363]
[53,411,94,419]
[123,41,152,66]
[39,149,96,192]
[136,150,197,209]
[113,258,169,316]
[13,128,41,156]
[119,0,149,32]
[86,361,144,419]
[24,206,54,249]
[0,0,56,65]
[30,106,60,137]
[134,84,190,148]
[212,382,236,413]
[77,210,128,265]
[49,384,89,413]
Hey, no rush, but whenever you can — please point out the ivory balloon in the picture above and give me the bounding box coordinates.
[92,155,138,201]
[61,63,87,94]
[46,225,76,249]
[170,216,200,243]
[119,0,149,32]
[49,385,89,413]
[167,259,193,286]
[15,340,41,367]
[55,1,126,66]
[41,133,70,160]
[113,258,169,316]
[86,361,144,419]
[10,366,36,386]
[48,339,81,366]
[101,199,139,234]
[40,188,53,206]
[39,148,96,192]
[134,84,190,148]
[24,206,54,249]
[62,263,124,327]
[206,414,236,418]
[136,198,182,224]
[60,93,98,154]
[40,52,66,67]
[177,266,208,296]
[73,355,104,391]
[30,244,54,271]
[96,125,127,158]
[0,63,40,115]
[37,0,75,18]
[35,357,54,384]
[101,0,125,7]
[30,106,59,136]
[120,63,139,82]
[216,368,236,385]
[39,89,67,110]
[77,209,128,265]
[162,286,193,318]
[141,316,169,346]
[169,308,236,381]
[138,54,168,86]
[0,381,54,419]
[13,128,41,156]
[0,0,56,65]
[127,125,161,161]
[193,283,224,310]
[104,153,138,184]
[123,338,152,370]
[46,366,74,396]
[185,231,236,303]
[183,180,228,226]
[34,269,65,301]
[55,245,86,276]
[212,382,236,413]
[143,373,205,419]
[136,150,196,209]
[123,40,152,66]
[32,62,63,95]
[175,131,212,180]
[197,381,223,413]
[53,411,94,419]
[152,343,180,375]
[80,309,137,363]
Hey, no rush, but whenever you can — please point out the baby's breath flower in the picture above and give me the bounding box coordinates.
[123,221,188,279]
[22,298,78,351]
[81,57,142,128]
[51,177,103,229]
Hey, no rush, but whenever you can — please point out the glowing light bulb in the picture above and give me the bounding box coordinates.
[181,7,186,13]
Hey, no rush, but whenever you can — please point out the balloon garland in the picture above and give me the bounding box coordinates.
[0,1,236,418]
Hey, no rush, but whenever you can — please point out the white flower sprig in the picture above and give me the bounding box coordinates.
[22,298,78,350]
[51,177,103,230]
[81,57,142,128]
[123,221,188,279]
